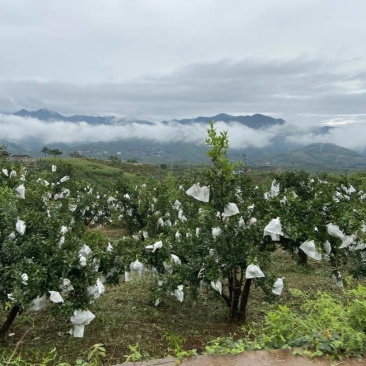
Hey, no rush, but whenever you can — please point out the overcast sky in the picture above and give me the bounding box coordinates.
[1,0,366,126]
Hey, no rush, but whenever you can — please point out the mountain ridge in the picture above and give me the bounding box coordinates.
[2,109,365,170]
[10,109,285,129]
[163,113,285,129]
[12,108,155,126]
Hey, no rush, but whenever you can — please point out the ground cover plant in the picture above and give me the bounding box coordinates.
[204,284,366,360]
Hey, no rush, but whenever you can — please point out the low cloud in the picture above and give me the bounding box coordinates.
[0,114,276,149]
[286,123,366,152]
[1,113,366,153]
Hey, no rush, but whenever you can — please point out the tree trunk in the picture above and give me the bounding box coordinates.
[225,268,251,322]
[228,269,241,320]
[237,278,252,322]
[297,249,308,266]
[0,305,21,340]
[229,287,242,320]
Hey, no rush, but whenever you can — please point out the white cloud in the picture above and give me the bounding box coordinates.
[2,113,365,153]
[0,114,279,149]
[286,121,366,152]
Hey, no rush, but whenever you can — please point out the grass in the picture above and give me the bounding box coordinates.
[33,157,199,187]
[1,226,359,365]
[31,157,147,188]
[46,158,131,182]
[1,273,235,364]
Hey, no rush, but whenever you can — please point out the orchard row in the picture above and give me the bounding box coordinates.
[1,124,365,337]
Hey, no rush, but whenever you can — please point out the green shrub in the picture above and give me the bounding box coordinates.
[259,289,366,358]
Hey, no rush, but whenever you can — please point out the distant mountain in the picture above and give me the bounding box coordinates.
[4,108,366,170]
[253,143,366,170]
[164,113,285,129]
[12,108,155,125]
[0,141,30,156]
[297,143,362,157]
[12,109,284,129]
[14,108,65,120]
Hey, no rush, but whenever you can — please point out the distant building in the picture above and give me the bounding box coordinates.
[1,150,10,158]
[9,154,32,161]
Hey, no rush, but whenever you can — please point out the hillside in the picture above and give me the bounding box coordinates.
[253,143,366,170]
[164,113,285,129]
[4,139,366,172]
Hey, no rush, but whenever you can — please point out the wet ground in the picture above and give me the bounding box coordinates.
[120,349,366,366]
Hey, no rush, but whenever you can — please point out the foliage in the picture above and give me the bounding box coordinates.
[0,159,124,337]
[163,331,186,354]
[205,337,246,355]
[113,122,366,324]
[81,343,106,366]
[115,122,279,321]
[268,170,366,274]
[204,286,366,359]
[2,121,366,363]
[0,343,105,366]
[69,151,85,158]
[49,149,63,158]
[41,147,50,158]
[254,287,366,359]
[123,344,143,362]
[34,157,133,189]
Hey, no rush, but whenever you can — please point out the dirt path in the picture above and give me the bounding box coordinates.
[120,349,366,366]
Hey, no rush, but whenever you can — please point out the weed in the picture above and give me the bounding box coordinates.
[123,344,143,362]
[163,331,186,354]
